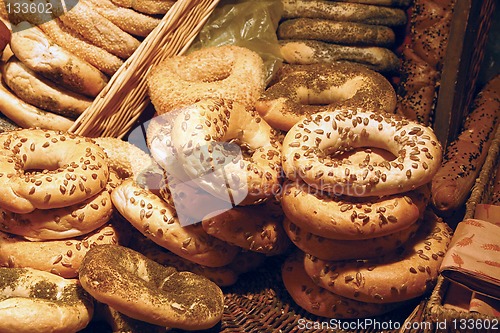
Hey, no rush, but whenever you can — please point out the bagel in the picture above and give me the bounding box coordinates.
[94,136,156,179]
[111,0,174,14]
[86,0,161,37]
[2,58,92,118]
[0,129,109,213]
[0,73,75,131]
[170,99,283,205]
[283,217,421,261]
[147,45,266,114]
[256,62,397,131]
[38,18,123,76]
[111,178,240,267]
[10,22,109,97]
[282,251,404,319]
[0,267,94,333]
[282,109,443,197]
[0,222,130,278]
[303,210,452,303]
[0,187,112,240]
[281,179,429,240]
[97,303,167,333]
[282,0,407,26]
[278,18,396,47]
[79,244,225,330]
[278,40,400,73]
[56,1,140,59]
[202,200,291,255]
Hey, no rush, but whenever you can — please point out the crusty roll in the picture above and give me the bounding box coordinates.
[2,58,92,118]
[431,74,500,215]
[396,0,456,124]
[10,22,108,97]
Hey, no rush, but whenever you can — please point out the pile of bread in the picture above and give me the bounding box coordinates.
[276,0,409,74]
[0,0,168,131]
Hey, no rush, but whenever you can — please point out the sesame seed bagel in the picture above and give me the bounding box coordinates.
[255,62,397,131]
[303,210,452,304]
[147,45,266,114]
[0,185,112,240]
[282,251,404,319]
[0,221,130,278]
[171,99,283,205]
[2,57,92,119]
[202,199,291,255]
[10,22,108,97]
[111,178,240,267]
[278,40,400,73]
[282,0,407,26]
[278,18,396,47]
[283,217,421,261]
[282,109,443,197]
[0,129,109,214]
[79,244,224,330]
[281,179,429,240]
[0,267,94,333]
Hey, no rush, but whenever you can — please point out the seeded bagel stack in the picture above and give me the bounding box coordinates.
[278,108,453,318]
[0,129,132,279]
[0,0,164,131]
[276,0,410,74]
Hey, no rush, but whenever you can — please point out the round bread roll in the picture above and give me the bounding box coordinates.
[111,178,240,267]
[283,217,421,261]
[278,18,396,47]
[282,0,407,26]
[279,40,400,73]
[303,210,452,303]
[0,267,94,333]
[2,58,92,118]
[282,251,404,319]
[0,222,130,278]
[79,244,225,330]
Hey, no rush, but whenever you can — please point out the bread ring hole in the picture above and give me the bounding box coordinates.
[296,77,366,105]
[22,153,67,174]
[177,61,233,83]
[329,147,397,165]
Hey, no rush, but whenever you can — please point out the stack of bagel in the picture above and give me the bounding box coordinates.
[276,0,410,74]
[278,107,453,318]
[0,0,166,131]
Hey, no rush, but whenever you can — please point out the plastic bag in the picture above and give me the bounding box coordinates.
[189,0,283,85]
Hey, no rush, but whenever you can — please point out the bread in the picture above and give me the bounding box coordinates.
[431,74,500,215]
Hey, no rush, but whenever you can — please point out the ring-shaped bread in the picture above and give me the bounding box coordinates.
[0,129,109,213]
[282,109,442,197]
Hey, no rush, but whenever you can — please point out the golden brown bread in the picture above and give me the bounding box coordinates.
[396,0,456,124]
[431,74,500,215]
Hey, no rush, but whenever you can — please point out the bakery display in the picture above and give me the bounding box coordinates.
[0,0,496,331]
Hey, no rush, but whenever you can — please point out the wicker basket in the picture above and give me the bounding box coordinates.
[68,0,220,139]
[423,125,500,333]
